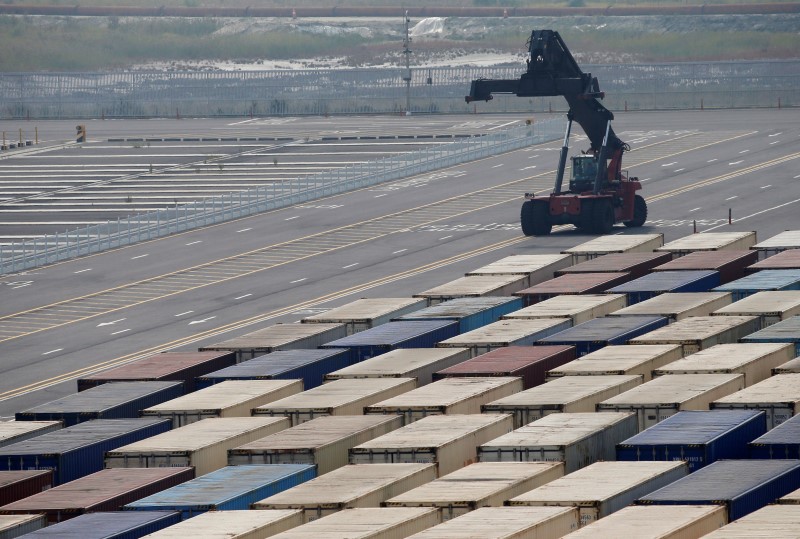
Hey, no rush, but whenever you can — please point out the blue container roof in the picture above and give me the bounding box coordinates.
[538,315,667,342]
[715,269,800,291]
[750,413,800,444]
[743,316,800,342]
[620,410,765,445]
[396,297,521,320]
[323,320,458,346]
[18,381,183,413]
[200,349,349,378]
[17,511,180,537]
[608,270,718,293]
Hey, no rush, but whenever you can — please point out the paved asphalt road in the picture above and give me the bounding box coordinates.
[0,108,798,416]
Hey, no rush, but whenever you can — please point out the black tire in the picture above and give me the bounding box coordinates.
[624,194,648,228]
[521,200,552,236]
[591,198,615,234]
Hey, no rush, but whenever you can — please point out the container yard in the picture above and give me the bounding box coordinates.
[712,290,800,328]
[300,298,427,335]
[711,373,800,428]
[200,323,347,361]
[0,421,61,447]
[740,316,800,355]
[701,505,800,539]
[713,269,800,300]
[407,506,580,539]
[628,315,761,355]
[17,511,182,538]
[320,321,459,363]
[465,254,573,287]
[652,250,757,284]
[560,505,728,538]
[478,412,637,473]
[133,510,303,538]
[267,507,440,539]
[435,318,571,357]
[609,292,732,321]
[514,273,633,305]
[536,315,668,356]
[503,294,627,325]
[324,348,471,385]
[656,231,758,257]
[607,270,722,305]
[394,296,523,333]
[0,470,52,506]
[562,234,664,263]
[555,252,673,279]
[546,344,683,382]
[413,275,531,305]
[748,414,800,459]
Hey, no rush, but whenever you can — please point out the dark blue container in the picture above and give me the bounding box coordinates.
[714,269,800,301]
[320,320,460,363]
[123,464,316,519]
[0,419,171,486]
[607,270,721,305]
[749,414,800,459]
[637,459,800,521]
[536,315,669,356]
[195,349,351,390]
[617,410,767,472]
[741,316,800,356]
[16,511,181,538]
[15,382,184,427]
[394,297,525,333]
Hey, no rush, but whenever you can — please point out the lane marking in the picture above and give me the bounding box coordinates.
[174,311,194,317]
[726,196,738,201]
[662,162,677,167]
[740,150,750,154]
[236,228,252,232]
[374,194,388,198]
[285,215,300,220]
[729,160,744,165]
[97,318,126,327]
[690,207,701,212]
[110,328,131,335]
[708,159,718,163]
[674,168,685,173]
[74,268,92,274]
[188,316,216,325]
[42,349,62,355]
[761,185,771,189]
[439,235,453,240]
[769,133,782,137]
[393,249,407,254]
[492,164,504,168]
[342,263,359,269]
[185,241,202,246]
[290,278,307,283]
[130,254,149,260]
[234,293,252,300]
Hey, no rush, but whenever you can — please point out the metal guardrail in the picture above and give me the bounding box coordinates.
[0,118,564,275]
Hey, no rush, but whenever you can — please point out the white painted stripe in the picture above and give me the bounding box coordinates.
[392,249,407,254]
[185,241,202,246]
[739,149,750,154]
[769,132,782,137]
[290,278,307,283]
[234,294,252,300]
[520,166,537,171]
[708,158,718,163]
[662,162,677,167]
[175,311,194,317]
[285,216,300,220]
[690,207,701,212]
[342,263,359,269]
[42,349,63,355]
[487,120,518,131]
[110,329,131,335]
[130,254,149,260]
[726,196,738,201]
[236,228,252,233]
[440,235,453,240]
[492,164,504,168]
[770,141,780,145]
[374,194,388,198]
[74,268,91,274]
[674,168,685,172]
[729,160,744,165]
[761,185,771,189]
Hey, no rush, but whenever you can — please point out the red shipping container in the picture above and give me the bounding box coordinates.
[556,252,672,279]
[515,273,633,305]
[653,250,758,284]
[0,467,193,523]
[432,345,576,389]
[747,250,800,273]
[0,470,52,506]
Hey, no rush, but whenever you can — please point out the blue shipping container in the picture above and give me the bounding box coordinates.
[714,269,800,301]
[741,316,800,356]
[394,296,525,333]
[15,381,184,427]
[749,414,800,459]
[617,410,767,472]
[123,464,316,519]
[320,320,460,363]
[196,349,351,390]
[637,459,800,521]
[0,419,172,486]
[16,511,181,539]
[607,270,721,304]
[536,315,669,356]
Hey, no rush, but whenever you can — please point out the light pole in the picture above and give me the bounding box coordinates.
[402,11,412,115]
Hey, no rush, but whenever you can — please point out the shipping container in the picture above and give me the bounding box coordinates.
[405,506,579,539]
[773,356,800,375]
[503,294,627,325]
[479,412,637,473]
[465,254,574,286]
[508,461,688,527]
[0,470,52,506]
[434,345,576,389]
[0,419,171,486]
[267,507,439,539]
[77,351,237,393]
[253,378,417,426]
[0,467,194,524]
[349,414,514,476]
[18,511,182,539]
[436,319,571,357]
[656,232,757,258]
[536,316,669,357]
[607,271,721,305]
[515,273,633,305]
[740,316,800,356]
[628,316,761,356]
[320,321,459,363]
[616,410,766,472]
[0,421,61,448]
[142,380,303,428]
[395,297,524,333]
[652,250,758,284]
[15,382,184,427]
[546,344,684,382]
[653,343,794,386]
[301,298,427,335]
[751,229,800,258]
[560,505,727,539]
[483,375,642,429]
[610,292,732,322]
[713,291,800,329]
[556,252,673,279]
[713,270,800,301]
[124,464,316,519]
[0,514,47,538]
[253,464,437,522]
[196,349,351,390]
[747,248,800,272]
[712,373,800,429]
[365,377,522,424]
[324,348,471,386]
[229,415,402,474]
[384,462,564,521]
[137,510,303,539]
[105,417,290,477]
[413,275,531,305]
[749,414,800,459]
[637,459,800,522]
[200,323,347,362]
[563,233,664,263]
[598,374,745,431]
[700,504,800,539]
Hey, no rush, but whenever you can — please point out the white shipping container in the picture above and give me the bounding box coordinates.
[563,234,664,263]
[142,380,303,427]
[712,291,800,328]
[200,323,347,361]
[141,510,304,539]
[700,504,800,539]
[384,462,564,521]
[413,275,530,305]
[228,415,403,474]
[774,356,800,375]
[365,377,523,424]
[628,315,761,355]
[598,373,745,431]
[405,506,580,539]
[653,343,795,387]
[751,230,800,258]
[0,514,47,537]
[546,344,684,382]
[268,507,440,539]
[503,294,627,325]
[0,420,61,447]
[610,292,733,322]
[478,412,638,473]
[482,375,642,429]
[656,231,757,257]
[324,348,472,385]
[560,505,728,539]
[711,373,800,429]
[105,416,290,476]
[253,378,418,426]
[436,318,571,357]
[349,414,514,477]
[253,463,437,522]
[301,298,428,335]
[507,461,689,527]
[466,254,574,287]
